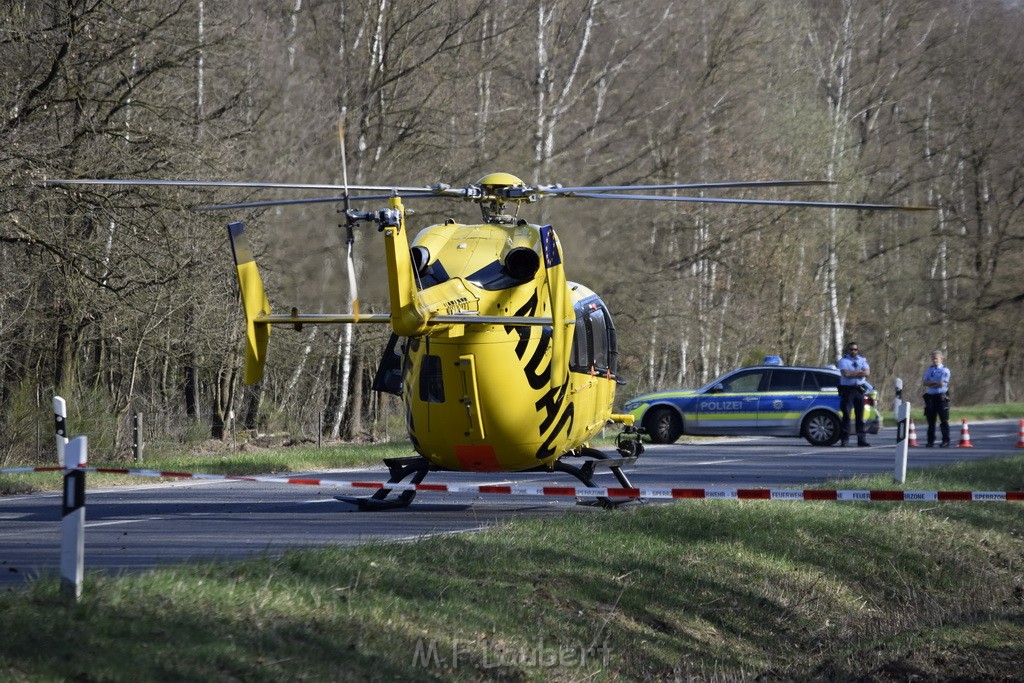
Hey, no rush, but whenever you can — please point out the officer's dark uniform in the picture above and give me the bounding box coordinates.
[923,360,951,447]
[837,347,870,447]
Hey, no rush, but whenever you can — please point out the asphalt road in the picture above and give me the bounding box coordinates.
[2,419,1021,590]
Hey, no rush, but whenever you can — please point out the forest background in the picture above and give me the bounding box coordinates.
[1,0,1022,463]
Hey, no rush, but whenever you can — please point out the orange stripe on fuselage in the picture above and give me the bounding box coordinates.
[454,444,501,471]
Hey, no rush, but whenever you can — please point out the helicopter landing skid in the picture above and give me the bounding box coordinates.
[335,456,434,510]
[554,447,640,508]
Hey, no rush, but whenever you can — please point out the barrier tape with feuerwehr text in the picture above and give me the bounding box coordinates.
[2,465,1023,502]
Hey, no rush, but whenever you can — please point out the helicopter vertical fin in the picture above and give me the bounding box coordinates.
[540,226,572,389]
[381,196,429,337]
[227,222,271,384]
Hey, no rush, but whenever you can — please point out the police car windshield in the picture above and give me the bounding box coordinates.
[708,370,764,393]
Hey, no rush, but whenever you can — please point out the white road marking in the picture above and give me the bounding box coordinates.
[86,518,158,528]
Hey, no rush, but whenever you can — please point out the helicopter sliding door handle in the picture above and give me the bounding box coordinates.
[457,355,486,439]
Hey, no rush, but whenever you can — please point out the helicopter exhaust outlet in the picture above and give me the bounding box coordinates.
[410,246,430,275]
[503,246,540,280]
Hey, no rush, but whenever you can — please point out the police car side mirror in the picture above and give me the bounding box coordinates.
[708,383,726,394]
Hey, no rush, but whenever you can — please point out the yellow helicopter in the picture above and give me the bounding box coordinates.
[41,170,931,508]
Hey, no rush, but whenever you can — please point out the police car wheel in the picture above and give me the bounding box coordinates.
[645,407,682,444]
[802,410,840,447]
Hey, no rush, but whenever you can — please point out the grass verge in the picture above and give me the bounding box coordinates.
[1,456,1022,680]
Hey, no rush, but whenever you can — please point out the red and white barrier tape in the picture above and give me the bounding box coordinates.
[3,465,1023,502]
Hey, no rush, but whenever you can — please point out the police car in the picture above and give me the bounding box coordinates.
[623,357,880,446]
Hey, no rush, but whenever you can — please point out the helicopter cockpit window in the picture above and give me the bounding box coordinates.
[571,317,588,369]
[569,297,619,377]
[590,308,609,370]
[419,354,445,404]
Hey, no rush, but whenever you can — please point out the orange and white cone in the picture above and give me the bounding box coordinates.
[908,419,919,447]
[1016,419,1024,448]
[957,418,974,448]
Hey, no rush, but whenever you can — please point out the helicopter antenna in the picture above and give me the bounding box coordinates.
[338,110,359,321]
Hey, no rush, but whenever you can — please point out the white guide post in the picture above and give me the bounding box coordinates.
[893,378,909,484]
[60,435,87,603]
[54,396,68,466]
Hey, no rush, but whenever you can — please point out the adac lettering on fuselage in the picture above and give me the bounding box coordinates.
[507,292,552,391]
[506,291,574,461]
[534,382,574,460]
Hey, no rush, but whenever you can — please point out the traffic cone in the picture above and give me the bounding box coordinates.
[908,419,919,447]
[1016,419,1024,448]
[957,418,974,448]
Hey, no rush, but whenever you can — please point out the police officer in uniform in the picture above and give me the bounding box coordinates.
[837,341,871,447]
[922,350,951,447]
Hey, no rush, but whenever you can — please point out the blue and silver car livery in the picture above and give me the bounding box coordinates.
[623,364,880,446]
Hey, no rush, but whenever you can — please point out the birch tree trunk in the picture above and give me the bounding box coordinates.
[823,2,854,358]
[532,0,599,186]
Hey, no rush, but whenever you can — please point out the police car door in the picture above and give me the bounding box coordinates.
[757,369,812,432]
[693,369,764,434]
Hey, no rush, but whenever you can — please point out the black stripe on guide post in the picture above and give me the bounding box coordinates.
[55,412,67,441]
[62,469,86,516]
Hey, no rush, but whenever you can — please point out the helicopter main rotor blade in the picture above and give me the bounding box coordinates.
[567,192,936,211]
[193,192,441,212]
[533,180,834,195]
[37,177,934,211]
[37,178,440,193]
[39,177,470,211]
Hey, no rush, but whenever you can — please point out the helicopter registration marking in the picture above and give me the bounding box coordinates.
[418,278,479,316]
[440,296,473,315]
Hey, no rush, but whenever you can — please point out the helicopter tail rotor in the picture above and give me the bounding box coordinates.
[338,112,361,321]
[227,222,271,384]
